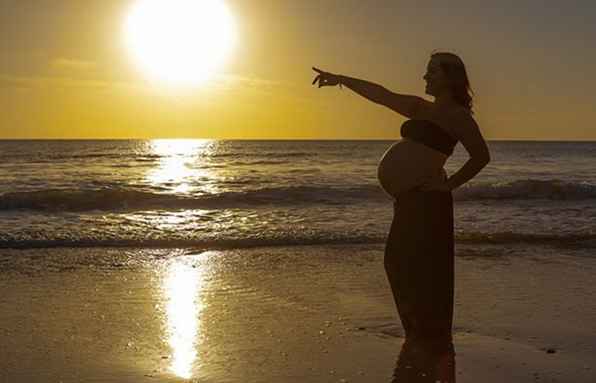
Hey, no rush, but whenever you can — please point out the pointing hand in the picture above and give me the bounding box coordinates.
[312,67,342,88]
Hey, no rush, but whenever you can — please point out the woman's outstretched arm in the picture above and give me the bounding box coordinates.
[312,67,427,118]
[337,74,422,117]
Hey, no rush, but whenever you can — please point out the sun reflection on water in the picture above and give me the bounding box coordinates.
[162,255,208,379]
[147,139,219,195]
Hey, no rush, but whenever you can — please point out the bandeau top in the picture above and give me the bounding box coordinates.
[400,119,457,156]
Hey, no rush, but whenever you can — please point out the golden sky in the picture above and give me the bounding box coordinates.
[1,1,595,140]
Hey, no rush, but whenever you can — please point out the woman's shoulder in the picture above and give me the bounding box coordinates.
[435,107,480,144]
[447,107,477,128]
[411,100,468,120]
[411,100,476,136]
[411,103,455,137]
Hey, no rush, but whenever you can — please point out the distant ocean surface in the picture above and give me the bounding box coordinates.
[1,139,595,255]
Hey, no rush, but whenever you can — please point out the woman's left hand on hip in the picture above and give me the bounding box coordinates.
[419,170,451,192]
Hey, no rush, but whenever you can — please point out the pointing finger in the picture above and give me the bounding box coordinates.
[312,67,323,74]
[312,75,320,85]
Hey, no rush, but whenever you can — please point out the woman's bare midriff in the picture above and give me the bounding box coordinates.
[377,137,448,199]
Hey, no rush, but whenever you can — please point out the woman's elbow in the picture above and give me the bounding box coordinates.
[474,154,490,167]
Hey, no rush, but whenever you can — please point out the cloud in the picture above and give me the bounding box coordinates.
[212,73,314,103]
[0,74,134,92]
[0,69,313,105]
[210,73,282,92]
[50,58,98,73]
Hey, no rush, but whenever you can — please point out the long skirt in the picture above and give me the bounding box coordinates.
[384,187,455,350]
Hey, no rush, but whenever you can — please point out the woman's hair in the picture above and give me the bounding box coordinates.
[430,51,474,114]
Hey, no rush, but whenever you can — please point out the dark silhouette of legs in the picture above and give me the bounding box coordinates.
[391,339,456,382]
[384,188,456,382]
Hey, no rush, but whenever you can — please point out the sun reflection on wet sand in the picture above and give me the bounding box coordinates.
[162,255,208,379]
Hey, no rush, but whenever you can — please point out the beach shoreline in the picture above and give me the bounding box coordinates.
[1,244,594,382]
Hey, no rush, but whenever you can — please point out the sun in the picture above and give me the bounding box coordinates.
[125,0,236,87]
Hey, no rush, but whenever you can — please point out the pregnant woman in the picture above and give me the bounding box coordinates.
[312,51,490,382]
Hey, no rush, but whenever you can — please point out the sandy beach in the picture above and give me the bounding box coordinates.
[3,0,596,381]
[1,243,594,382]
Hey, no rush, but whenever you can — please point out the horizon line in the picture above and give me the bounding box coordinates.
[1,138,596,142]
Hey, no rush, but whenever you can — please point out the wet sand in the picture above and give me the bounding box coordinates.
[1,244,595,382]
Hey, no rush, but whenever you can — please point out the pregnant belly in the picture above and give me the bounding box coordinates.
[377,139,447,198]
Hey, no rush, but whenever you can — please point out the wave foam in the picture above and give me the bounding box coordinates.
[455,179,596,201]
[0,185,383,212]
[1,231,595,250]
[1,179,595,212]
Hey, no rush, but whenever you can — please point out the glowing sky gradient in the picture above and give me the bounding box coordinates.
[1,1,595,140]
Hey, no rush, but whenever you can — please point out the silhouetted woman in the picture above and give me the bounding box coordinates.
[312,52,490,382]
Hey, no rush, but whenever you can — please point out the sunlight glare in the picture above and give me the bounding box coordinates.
[125,0,236,86]
[163,258,205,378]
[147,139,215,195]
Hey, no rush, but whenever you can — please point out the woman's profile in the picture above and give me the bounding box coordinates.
[312,51,490,382]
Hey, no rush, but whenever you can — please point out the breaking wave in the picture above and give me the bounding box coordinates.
[1,231,595,250]
[1,179,595,212]
[455,179,596,201]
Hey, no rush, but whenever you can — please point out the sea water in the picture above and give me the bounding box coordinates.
[0,139,595,256]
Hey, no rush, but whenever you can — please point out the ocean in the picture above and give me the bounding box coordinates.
[2,139,596,382]
[1,139,595,255]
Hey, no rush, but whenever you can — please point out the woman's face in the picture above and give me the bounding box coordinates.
[423,58,449,97]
